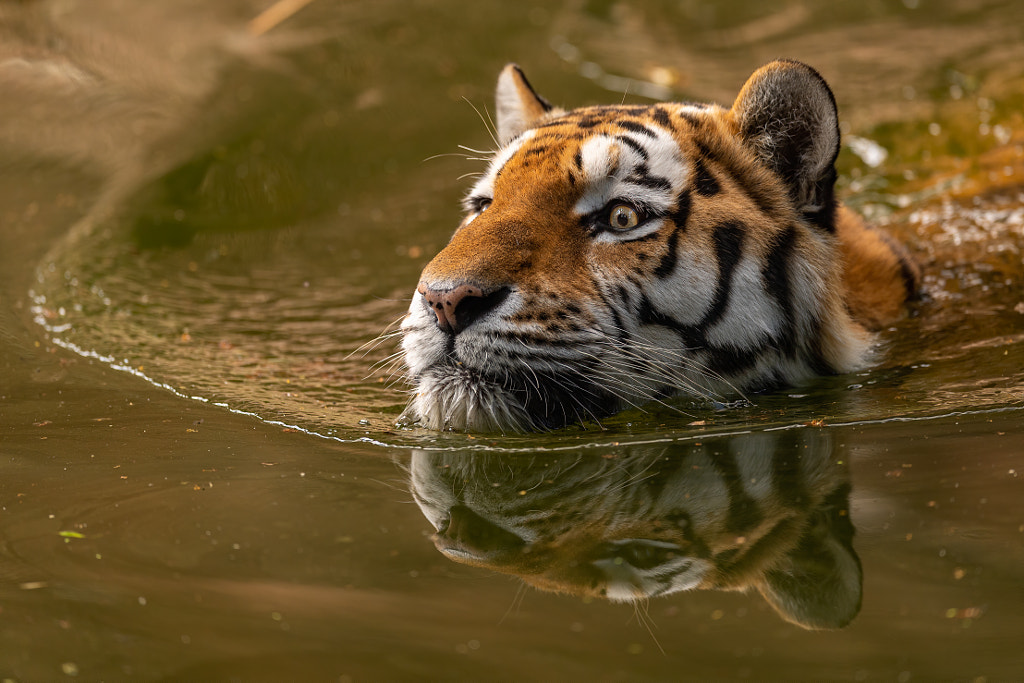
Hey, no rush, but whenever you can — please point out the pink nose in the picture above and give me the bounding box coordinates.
[417,282,509,334]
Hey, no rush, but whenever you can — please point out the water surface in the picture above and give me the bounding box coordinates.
[2,0,1023,680]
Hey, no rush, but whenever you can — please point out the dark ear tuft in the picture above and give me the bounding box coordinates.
[731,60,840,231]
[495,64,553,145]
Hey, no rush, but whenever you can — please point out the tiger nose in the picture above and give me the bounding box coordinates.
[417,282,510,334]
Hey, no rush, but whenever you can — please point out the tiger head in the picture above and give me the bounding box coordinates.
[401,60,916,432]
[410,430,862,630]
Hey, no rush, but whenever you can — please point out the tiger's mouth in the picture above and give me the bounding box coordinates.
[406,360,619,432]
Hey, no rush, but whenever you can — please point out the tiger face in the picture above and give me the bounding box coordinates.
[401,60,917,432]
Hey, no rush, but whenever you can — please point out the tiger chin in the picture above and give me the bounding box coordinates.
[410,430,862,630]
[401,60,919,432]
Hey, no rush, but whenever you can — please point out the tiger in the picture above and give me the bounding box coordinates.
[400,60,919,432]
[410,428,862,630]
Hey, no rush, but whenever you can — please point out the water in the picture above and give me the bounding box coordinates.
[2,0,1023,680]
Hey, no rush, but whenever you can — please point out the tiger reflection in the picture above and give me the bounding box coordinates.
[409,429,861,629]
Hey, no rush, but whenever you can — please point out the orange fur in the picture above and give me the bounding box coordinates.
[836,207,920,329]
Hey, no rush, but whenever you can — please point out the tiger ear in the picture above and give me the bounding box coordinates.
[756,485,863,629]
[495,64,553,146]
[731,60,841,229]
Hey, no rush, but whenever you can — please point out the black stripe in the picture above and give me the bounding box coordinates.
[706,344,763,376]
[594,286,627,335]
[696,140,780,219]
[806,316,838,375]
[762,225,798,357]
[616,135,649,160]
[669,191,691,230]
[627,168,672,192]
[678,110,704,128]
[652,106,674,130]
[617,120,656,138]
[654,227,682,279]
[692,157,720,196]
[572,148,583,171]
[702,221,745,328]
[616,284,632,312]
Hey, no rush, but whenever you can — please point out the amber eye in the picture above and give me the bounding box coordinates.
[464,197,492,225]
[609,204,640,230]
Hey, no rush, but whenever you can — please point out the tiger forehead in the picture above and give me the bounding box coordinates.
[521,110,675,152]
[499,107,701,178]
[541,102,713,128]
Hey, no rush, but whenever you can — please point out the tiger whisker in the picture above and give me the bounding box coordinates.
[422,152,483,163]
[366,352,407,382]
[500,581,530,626]
[595,325,750,400]
[457,144,498,156]
[346,314,407,360]
[547,371,607,428]
[585,329,745,402]
[571,349,702,417]
[460,97,500,151]
[634,598,666,656]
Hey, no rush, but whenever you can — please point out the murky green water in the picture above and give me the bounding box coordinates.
[2,0,1023,680]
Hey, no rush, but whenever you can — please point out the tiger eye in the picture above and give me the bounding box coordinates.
[610,204,639,230]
